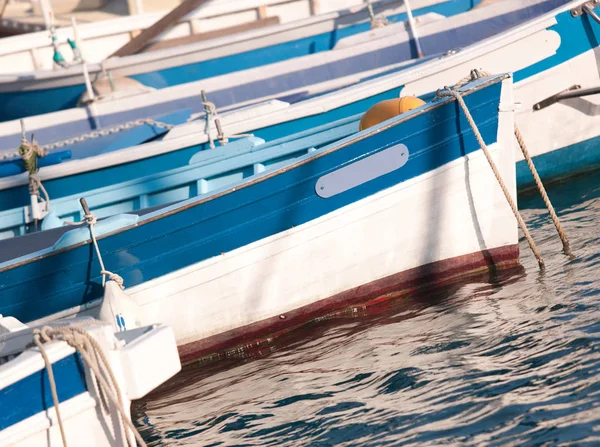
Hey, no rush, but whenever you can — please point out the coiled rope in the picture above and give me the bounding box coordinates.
[456,69,572,256]
[32,321,147,447]
[436,70,545,268]
[18,130,51,214]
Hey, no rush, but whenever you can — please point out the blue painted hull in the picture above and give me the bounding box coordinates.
[0,87,404,210]
[517,135,600,190]
[0,77,503,325]
[0,0,481,122]
[0,353,86,431]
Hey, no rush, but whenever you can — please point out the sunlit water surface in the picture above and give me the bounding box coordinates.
[134,170,600,446]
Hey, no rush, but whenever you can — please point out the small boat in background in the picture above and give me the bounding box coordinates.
[0,73,519,363]
[0,0,382,38]
[0,0,550,153]
[0,315,181,446]
[0,0,487,121]
[399,0,600,189]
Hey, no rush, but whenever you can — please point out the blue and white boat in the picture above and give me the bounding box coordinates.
[0,73,519,362]
[0,0,480,122]
[0,1,600,220]
[0,315,180,446]
[400,0,600,189]
[0,0,398,73]
[0,0,563,142]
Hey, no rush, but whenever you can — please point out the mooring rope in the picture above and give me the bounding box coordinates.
[65,199,125,289]
[201,90,254,148]
[32,322,148,447]
[436,73,545,268]
[19,136,52,216]
[463,69,572,256]
[514,126,572,255]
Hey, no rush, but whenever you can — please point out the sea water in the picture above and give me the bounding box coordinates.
[134,169,600,446]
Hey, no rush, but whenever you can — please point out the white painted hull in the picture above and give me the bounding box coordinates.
[0,0,404,74]
[90,79,519,359]
[402,45,600,169]
[3,394,132,447]
[513,48,600,163]
[0,319,180,447]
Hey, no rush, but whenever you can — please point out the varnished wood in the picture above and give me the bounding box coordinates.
[110,0,211,58]
[140,16,280,53]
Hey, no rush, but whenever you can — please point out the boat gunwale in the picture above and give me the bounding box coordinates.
[0,74,509,273]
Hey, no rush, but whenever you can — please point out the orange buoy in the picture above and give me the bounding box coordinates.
[359,96,426,131]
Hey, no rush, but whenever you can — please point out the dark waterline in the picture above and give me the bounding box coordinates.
[134,168,600,446]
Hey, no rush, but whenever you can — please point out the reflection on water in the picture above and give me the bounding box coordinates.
[134,170,600,446]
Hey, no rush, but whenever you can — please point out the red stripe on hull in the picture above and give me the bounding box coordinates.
[178,244,520,365]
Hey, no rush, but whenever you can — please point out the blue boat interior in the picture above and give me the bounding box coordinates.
[0,109,192,178]
[0,114,362,243]
[0,75,506,323]
[0,0,567,126]
[0,75,505,268]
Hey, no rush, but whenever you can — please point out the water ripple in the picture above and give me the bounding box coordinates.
[135,171,600,446]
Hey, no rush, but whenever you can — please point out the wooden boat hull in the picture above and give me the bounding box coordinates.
[0,0,472,121]
[0,75,518,362]
[399,4,600,189]
[0,318,180,446]
[0,0,566,122]
[0,0,580,214]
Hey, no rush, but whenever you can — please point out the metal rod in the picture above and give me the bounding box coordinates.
[82,63,95,102]
[533,85,600,110]
[39,0,53,30]
[556,85,600,100]
[79,197,91,215]
[584,3,600,24]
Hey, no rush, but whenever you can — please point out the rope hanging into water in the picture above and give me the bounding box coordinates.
[32,322,148,447]
[514,126,572,256]
[462,69,572,256]
[436,71,545,269]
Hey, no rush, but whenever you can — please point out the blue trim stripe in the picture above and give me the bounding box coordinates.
[0,79,503,322]
[0,353,87,430]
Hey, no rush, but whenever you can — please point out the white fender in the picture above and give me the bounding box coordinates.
[98,281,142,332]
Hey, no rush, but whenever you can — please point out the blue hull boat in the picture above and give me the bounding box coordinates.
[0,74,519,361]
[0,0,566,147]
[0,0,580,214]
[0,0,480,122]
[0,315,180,445]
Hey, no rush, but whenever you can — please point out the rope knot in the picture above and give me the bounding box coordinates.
[202,100,217,116]
[83,212,98,226]
[101,270,125,290]
[32,321,147,447]
[18,138,47,175]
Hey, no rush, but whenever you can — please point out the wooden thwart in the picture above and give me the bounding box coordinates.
[110,0,211,58]
[140,16,280,53]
